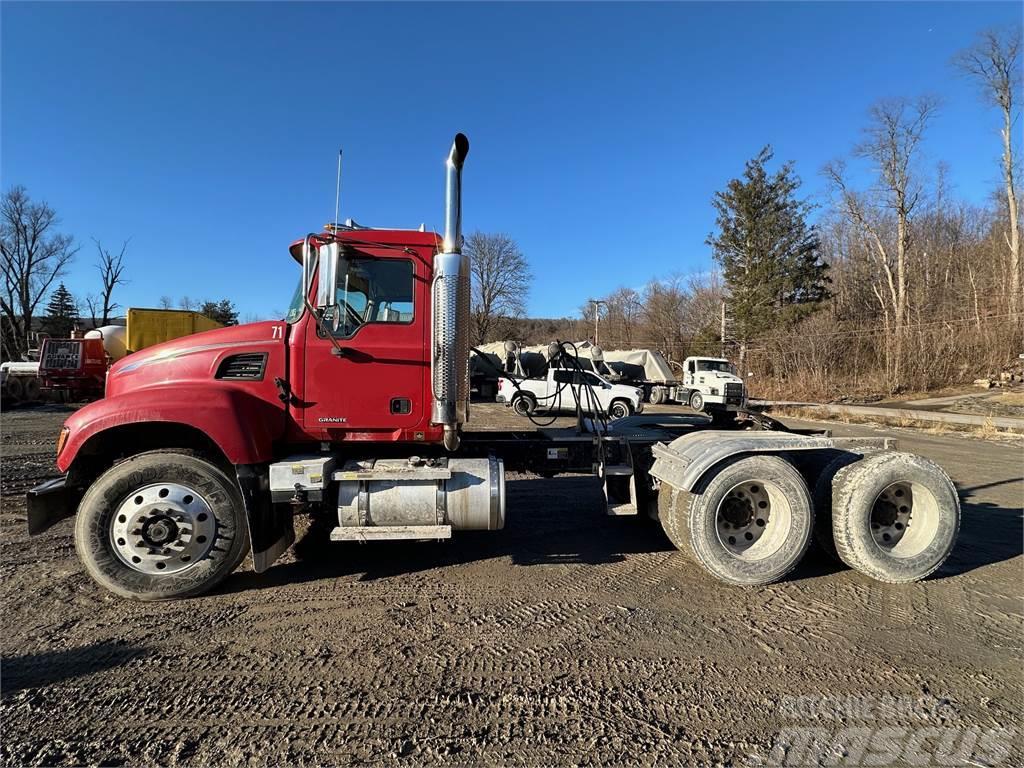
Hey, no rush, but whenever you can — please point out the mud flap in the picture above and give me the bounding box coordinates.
[26,475,81,535]
[236,464,294,573]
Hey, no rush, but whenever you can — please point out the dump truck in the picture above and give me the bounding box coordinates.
[38,309,222,401]
[26,134,960,601]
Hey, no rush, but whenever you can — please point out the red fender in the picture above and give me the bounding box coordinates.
[58,385,282,473]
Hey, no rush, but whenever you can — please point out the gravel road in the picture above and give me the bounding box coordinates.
[2,404,1021,766]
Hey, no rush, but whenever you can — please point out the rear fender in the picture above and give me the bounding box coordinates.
[649,431,896,493]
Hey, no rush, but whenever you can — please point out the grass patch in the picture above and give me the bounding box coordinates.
[768,405,1024,443]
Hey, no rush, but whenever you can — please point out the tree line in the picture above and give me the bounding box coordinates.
[1,187,239,359]
[525,26,1021,399]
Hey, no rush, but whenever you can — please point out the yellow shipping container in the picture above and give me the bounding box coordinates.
[126,308,223,353]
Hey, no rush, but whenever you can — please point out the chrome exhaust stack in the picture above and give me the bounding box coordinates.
[431,133,471,451]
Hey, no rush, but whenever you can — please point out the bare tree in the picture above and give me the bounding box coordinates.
[179,296,197,311]
[89,238,128,325]
[465,231,532,345]
[0,186,78,358]
[824,96,939,389]
[954,27,1022,317]
[158,295,174,309]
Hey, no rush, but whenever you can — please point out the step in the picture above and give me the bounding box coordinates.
[603,464,634,476]
[330,525,452,541]
[606,500,638,516]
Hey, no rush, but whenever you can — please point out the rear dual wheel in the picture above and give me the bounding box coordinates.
[829,452,959,583]
[659,455,813,585]
[75,452,250,600]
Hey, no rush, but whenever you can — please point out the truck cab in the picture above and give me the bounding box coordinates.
[679,356,746,418]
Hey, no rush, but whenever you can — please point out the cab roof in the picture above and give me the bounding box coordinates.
[288,226,442,263]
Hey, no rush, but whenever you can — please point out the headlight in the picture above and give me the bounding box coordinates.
[56,427,70,457]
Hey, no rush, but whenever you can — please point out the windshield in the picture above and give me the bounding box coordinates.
[696,360,735,374]
[284,275,305,323]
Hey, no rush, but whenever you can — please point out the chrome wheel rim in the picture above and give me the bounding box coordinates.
[110,483,217,575]
[870,481,938,558]
[716,480,792,560]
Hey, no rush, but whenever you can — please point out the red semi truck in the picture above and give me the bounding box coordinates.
[27,134,960,600]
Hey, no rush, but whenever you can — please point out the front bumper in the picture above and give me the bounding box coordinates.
[635,402,644,414]
[26,475,79,535]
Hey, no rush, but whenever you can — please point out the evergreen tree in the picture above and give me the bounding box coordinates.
[42,282,78,338]
[707,147,829,344]
[199,299,239,326]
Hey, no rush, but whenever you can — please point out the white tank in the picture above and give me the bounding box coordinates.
[85,325,128,361]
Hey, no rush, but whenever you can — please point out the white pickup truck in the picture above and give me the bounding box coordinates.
[497,367,644,419]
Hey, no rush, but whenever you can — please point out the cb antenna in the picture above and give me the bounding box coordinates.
[333,148,343,232]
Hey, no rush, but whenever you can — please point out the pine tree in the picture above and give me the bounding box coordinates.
[199,299,239,326]
[707,147,829,345]
[42,282,78,338]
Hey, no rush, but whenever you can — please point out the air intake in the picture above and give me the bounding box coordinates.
[216,353,267,381]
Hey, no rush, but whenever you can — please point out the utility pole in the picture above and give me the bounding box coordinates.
[589,299,606,346]
[720,300,727,358]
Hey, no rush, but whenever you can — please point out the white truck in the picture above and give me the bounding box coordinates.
[497,367,644,419]
[678,357,747,420]
[1,360,43,404]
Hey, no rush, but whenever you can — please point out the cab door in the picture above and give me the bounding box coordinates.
[301,248,427,439]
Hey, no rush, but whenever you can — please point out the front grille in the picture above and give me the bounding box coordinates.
[42,340,83,370]
[216,353,267,381]
[725,383,743,398]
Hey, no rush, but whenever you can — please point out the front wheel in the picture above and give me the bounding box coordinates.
[608,399,633,420]
[689,391,704,412]
[74,451,250,600]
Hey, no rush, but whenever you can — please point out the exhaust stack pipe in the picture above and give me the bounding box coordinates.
[431,133,471,451]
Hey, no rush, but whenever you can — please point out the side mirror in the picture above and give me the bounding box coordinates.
[301,235,316,298]
[316,242,340,309]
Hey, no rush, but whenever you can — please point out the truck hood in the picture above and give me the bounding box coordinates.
[106,320,286,397]
[698,371,743,385]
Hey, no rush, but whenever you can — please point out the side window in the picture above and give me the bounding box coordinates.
[687,360,695,374]
[330,257,414,338]
[552,369,574,384]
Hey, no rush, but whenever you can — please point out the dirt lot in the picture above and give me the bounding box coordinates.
[2,403,1022,766]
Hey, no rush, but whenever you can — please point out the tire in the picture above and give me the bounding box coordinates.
[5,376,23,401]
[608,399,633,420]
[649,386,666,405]
[689,391,704,411]
[511,394,536,416]
[22,376,41,402]
[831,452,960,583]
[657,455,813,585]
[74,451,250,600]
[811,449,880,562]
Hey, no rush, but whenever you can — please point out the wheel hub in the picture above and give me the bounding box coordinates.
[871,482,913,550]
[110,483,217,575]
[141,515,180,546]
[717,481,773,556]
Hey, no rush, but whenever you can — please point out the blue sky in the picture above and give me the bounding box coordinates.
[3,1,1020,319]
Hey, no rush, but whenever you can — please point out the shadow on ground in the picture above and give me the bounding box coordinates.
[219,474,1023,595]
[2,640,146,693]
